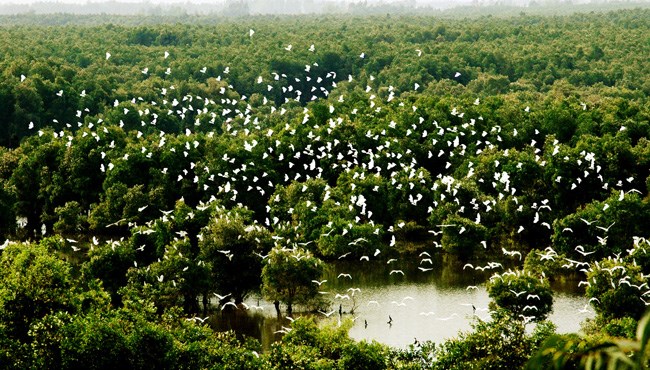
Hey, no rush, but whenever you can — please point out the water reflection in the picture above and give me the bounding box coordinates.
[212,257,594,350]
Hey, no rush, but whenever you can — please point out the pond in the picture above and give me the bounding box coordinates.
[212,256,594,350]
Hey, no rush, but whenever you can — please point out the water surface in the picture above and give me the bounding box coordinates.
[213,257,593,349]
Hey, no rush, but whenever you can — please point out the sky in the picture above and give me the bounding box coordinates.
[0,0,496,15]
[0,0,470,7]
[2,0,648,11]
[0,0,468,3]
[5,0,336,3]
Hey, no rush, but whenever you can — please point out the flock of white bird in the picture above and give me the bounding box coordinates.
[7,28,649,335]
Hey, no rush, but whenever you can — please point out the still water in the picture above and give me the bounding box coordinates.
[213,257,593,349]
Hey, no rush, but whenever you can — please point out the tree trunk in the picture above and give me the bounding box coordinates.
[274,300,281,317]
[185,294,199,314]
[202,293,209,315]
[287,302,293,316]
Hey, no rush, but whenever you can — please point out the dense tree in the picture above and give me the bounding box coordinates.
[53,200,86,235]
[523,248,567,282]
[28,307,266,370]
[199,207,273,304]
[82,238,139,306]
[0,9,648,368]
[487,269,553,322]
[269,318,389,370]
[119,237,210,314]
[585,258,647,322]
[552,192,650,260]
[441,214,488,261]
[261,247,323,315]
[0,239,78,341]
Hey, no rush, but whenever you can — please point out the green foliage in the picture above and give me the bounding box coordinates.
[0,10,646,252]
[82,239,137,306]
[432,309,556,370]
[268,318,389,370]
[389,340,437,370]
[0,240,77,341]
[553,192,650,260]
[527,311,650,370]
[269,178,331,243]
[315,217,383,258]
[581,315,639,342]
[602,317,638,340]
[523,248,567,281]
[0,240,113,368]
[0,10,649,368]
[261,247,324,314]
[53,200,86,234]
[487,269,553,322]
[441,214,488,261]
[119,237,209,314]
[585,258,647,321]
[27,307,267,370]
[199,209,273,303]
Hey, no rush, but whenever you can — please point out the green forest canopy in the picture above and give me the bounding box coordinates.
[0,9,649,369]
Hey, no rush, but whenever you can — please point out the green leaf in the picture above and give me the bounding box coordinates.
[636,311,650,367]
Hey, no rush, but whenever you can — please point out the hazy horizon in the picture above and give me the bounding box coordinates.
[1,0,649,17]
[0,0,635,5]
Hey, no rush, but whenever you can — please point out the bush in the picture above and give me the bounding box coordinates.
[487,269,553,322]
